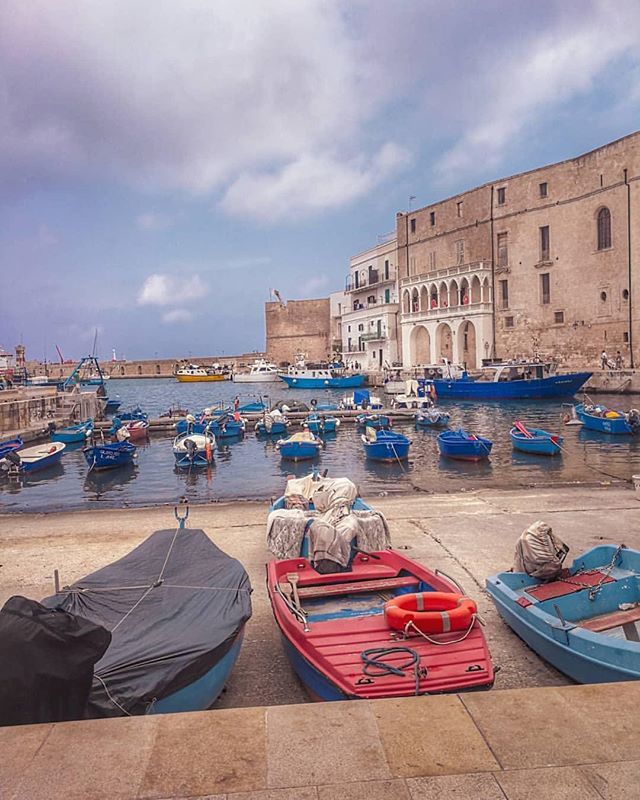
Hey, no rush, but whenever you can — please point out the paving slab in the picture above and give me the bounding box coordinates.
[406,773,505,800]
[580,760,640,799]
[317,779,411,800]
[138,707,266,799]
[230,790,318,800]
[265,701,391,789]
[372,695,499,778]
[494,766,603,800]
[0,722,52,798]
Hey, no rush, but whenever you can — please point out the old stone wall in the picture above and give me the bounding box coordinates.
[265,299,331,365]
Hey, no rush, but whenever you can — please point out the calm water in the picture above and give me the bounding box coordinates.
[2,378,639,512]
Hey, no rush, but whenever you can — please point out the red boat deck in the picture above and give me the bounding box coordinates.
[525,570,614,601]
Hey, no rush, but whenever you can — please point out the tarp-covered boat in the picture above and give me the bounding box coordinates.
[276,431,322,461]
[42,520,252,716]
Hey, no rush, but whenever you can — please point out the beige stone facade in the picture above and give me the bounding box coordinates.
[397,130,640,369]
[265,298,331,365]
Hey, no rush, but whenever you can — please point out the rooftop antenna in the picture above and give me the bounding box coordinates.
[408,195,416,212]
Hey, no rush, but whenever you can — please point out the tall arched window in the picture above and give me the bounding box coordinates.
[597,207,611,250]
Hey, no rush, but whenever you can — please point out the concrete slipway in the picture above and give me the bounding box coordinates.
[1,485,639,799]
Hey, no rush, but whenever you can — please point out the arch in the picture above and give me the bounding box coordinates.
[411,288,419,312]
[403,289,411,314]
[429,282,438,310]
[439,281,448,308]
[481,277,490,303]
[597,207,611,250]
[137,365,142,375]
[410,325,431,365]
[436,322,453,361]
[120,366,125,376]
[155,364,161,375]
[458,321,477,369]
[420,285,429,311]
[470,275,481,304]
[449,279,459,307]
[460,277,470,306]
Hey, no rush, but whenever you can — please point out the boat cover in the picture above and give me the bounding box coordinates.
[42,528,252,717]
[0,596,111,726]
[513,521,569,580]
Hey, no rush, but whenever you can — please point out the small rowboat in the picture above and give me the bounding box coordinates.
[2,441,66,473]
[50,420,93,444]
[276,431,322,461]
[362,429,410,462]
[83,441,136,471]
[0,437,23,460]
[438,429,492,461]
[510,421,563,456]
[122,420,150,441]
[173,432,215,468]
[303,413,339,434]
[103,398,121,415]
[119,407,148,422]
[356,413,392,431]
[256,417,289,436]
[267,549,494,700]
[487,544,640,683]
[575,403,640,435]
[415,410,450,429]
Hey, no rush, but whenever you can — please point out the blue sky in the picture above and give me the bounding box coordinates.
[2,0,640,360]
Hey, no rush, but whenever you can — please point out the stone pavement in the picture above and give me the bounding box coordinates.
[2,682,639,799]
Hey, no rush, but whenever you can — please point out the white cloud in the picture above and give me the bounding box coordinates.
[136,212,175,232]
[138,274,207,307]
[162,308,192,324]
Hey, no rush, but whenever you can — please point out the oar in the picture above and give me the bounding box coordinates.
[514,420,534,438]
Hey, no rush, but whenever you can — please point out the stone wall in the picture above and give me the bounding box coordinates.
[265,299,331,365]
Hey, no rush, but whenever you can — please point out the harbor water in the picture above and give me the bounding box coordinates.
[1,378,639,512]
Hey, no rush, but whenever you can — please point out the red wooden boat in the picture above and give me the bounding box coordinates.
[123,420,149,441]
[267,550,494,700]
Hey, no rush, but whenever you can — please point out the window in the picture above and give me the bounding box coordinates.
[428,251,436,270]
[455,239,465,266]
[623,289,630,300]
[497,232,508,267]
[624,332,630,343]
[541,273,550,304]
[499,279,509,309]
[457,201,463,217]
[554,311,564,324]
[600,291,607,302]
[384,288,390,303]
[597,207,611,250]
[497,187,506,205]
[347,325,351,332]
[358,324,364,332]
[539,182,548,198]
[367,295,376,305]
[410,218,416,234]
[384,259,389,280]
[505,316,514,328]
[539,225,550,261]
[429,211,435,226]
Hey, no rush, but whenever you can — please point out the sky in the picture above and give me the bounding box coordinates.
[2,0,640,361]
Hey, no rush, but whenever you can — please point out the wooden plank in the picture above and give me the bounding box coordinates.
[296,575,418,599]
[579,606,640,633]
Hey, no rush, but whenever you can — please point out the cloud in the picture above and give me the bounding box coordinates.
[220,143,410,222]
[136,212,176,232]
[138,274,207,306]
[162,308,192,324]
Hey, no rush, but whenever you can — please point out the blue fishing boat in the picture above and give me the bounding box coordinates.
[237,400,267,413]
[510,421,563,455]
[119,407,148,422]
[362,429,411,462]
[256,414,289,436]
[50,420,93,444]
[415,410,450,429]
[356,413,392,430]
[303,413,339,434]
[574,403,640,435]
[424,361,591,400]
[276,431,323,461]
[438,429,492,461]
[487,544,640,683]
[0,437,23,459]
[2,442,66,473]
[173,432,216,468]
[340,389,383,410]
[42,508,252,716]
[83,441,136,471]
[103,398,121,414]
[175,416,245,439]
[279,360,365,390]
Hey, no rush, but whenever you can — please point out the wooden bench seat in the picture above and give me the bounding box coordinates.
[579,605,640,640]
[285,575,419,600]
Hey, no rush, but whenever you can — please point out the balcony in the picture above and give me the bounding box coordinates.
[400,301,492,324]
[400,260,491,287]
[361,332,387,342]
[345,271,396,292]
[342,301,398,317]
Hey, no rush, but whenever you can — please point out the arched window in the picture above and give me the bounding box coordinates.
[597,207,611,250]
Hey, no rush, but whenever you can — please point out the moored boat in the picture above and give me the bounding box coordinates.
[340,389,382,410]
[415,409,450,428]
[279,358,365,390]
[574,402,640,435]
[103,398,121,414]
[361,428,410,462]
[122,419,150,441]
[232,358,280,383]
[175,364,226,382]
[510,421,563,455]
[173,432,215,468]
[1,441,65,473]
[438,429,492,461]
[83,441,136,471]
[356,413,392,430]
[119,407,148,422]
[487,544,640,683]
[276,431,322,461]
[50,420,93,444]
[303,413,339,434]
[0,436,23,459]
[255,412,289,436]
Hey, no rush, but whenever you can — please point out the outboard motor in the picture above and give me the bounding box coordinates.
[628,409,640,433]
[184,438,198,461]
[47,421,57,435]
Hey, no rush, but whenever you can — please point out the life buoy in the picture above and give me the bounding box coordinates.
[384,592,476,634]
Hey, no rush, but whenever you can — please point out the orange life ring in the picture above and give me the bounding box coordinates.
[384,591,476,634]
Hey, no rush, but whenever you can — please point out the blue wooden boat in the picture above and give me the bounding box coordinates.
[415,410,450,429]
[50,419,93,444]
[276,431,322,460]
[119,407,148,422]
[175,417,245,439]
[0,437,23,459]
[238,400,266,413]
[510,421,563,455]
[83,441,136,471]
[42,510,251,716]
[357,413,392,430]
[487,544,640,683]
[303,413,339,434]
[341,390,383,410]
[256,418,289,436]
[103,398,121,414]
[173,432,216,468]
[362,429,410,462]
[438,429,492,461]
[575,403,639,435]
[3,441,66,473]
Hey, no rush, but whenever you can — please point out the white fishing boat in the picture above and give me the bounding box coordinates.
[232,358,280,384]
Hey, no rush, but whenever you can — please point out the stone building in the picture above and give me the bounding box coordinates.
[265,298,331,365]
[340,237,401,370]
[397,130,640,370]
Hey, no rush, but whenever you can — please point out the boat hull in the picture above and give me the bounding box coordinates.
[103,399,121,414]
[438,431,492,461]
[363,441,410,461]
[176,374,225,382]
[84,443,136,470]
[575,403,633,434]
[51,423,93,444]
[279,443,321,460]
[510,428,563,455]
[256,421,288,436]
[17,443,66,473]
[233,373,280,383]
[279,375,365,389]
[0,437,23,459]
[415,413,450,429]
[432,371,592,400]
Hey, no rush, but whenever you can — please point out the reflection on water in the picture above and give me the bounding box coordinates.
[1,378,639,512]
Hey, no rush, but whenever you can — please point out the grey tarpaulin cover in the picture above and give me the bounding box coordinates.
[43,527,252,717]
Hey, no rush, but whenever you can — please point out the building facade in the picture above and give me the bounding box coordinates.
[265,298,331,365]
[341,238,401,370]
[397,131,640,370]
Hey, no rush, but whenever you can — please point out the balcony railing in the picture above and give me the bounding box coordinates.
[400,301,493,322]
[345,272,395,292]
[400,260,491,287]
[361,332,387,342]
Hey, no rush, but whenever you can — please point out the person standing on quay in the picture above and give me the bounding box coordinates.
[600,350,608,369]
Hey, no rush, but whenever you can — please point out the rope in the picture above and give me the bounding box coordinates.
[403,614,478,646]
[93,673,132,716]
[360,646,425,695]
